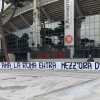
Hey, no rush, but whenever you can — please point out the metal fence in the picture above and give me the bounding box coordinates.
[2,17,100,61]
[1,0,100,61]
[75,15,100,58]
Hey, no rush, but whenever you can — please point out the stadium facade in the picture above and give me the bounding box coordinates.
[1,0,100,61]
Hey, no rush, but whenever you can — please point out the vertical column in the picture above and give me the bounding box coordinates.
[0,34,2,60]
[74,0,85,57]
[0,34,2,50]
[64,0,74,58]
[33,0,41,47]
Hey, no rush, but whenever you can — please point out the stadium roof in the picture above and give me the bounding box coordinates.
[79,0,100,16]
[3,0,100,33]
[4,0,100,15]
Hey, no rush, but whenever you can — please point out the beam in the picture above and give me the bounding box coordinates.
[9,22,17,31]
[40,7,51,21]
[20,15,30,27]
[40,0,59,7]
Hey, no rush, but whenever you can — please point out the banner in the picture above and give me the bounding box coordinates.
[0,62,100,71]
[64,0,74,46]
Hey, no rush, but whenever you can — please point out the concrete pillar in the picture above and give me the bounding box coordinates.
[74,0,85,57]
[33,0,41,47]
[64,0,75,58]
[27,52,31,61]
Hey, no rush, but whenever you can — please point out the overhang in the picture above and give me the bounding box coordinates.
[79,0,100,16]
[3,0,100,33]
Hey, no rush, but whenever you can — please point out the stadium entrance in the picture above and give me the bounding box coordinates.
[2,0,100,61]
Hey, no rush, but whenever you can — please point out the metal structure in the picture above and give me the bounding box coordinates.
[1,0,100,61]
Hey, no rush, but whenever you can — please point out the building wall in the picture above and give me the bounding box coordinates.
[81,15,100,46]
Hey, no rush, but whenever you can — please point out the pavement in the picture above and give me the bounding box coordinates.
[0,71,100,100]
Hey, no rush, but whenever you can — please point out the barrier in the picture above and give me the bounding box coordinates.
[0,62,100,71]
